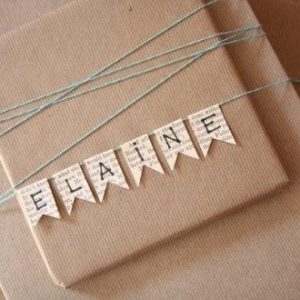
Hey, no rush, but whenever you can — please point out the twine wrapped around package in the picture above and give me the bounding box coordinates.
[0,0,289,287]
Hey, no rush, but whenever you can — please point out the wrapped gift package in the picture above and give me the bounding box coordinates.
[0,0,299,298]
[0,0,289,287]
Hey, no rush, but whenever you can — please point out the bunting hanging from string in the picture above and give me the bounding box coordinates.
[0,12,263,206]
[17,103,236,226]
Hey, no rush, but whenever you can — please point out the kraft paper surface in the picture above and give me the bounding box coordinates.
[0,0,299,298]
[0,0,289,286]
[0,0,71,36]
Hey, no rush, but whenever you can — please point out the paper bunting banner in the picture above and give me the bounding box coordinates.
[154,119,199,170]
[121,134,164,186]
[16,103,238,225]
[85,149,129,202]
[53,164,95,215]
[17,179,60,226]
[188,105,236,156]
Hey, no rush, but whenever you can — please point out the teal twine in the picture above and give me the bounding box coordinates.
[0,24,261,124]
[0,24,261,122]
[0,25,259,137]
[0,47,209,203]
[135,78,296,141]
[0,0,297,204]
[1,76,297,205]
[291,78,300,84]
[0,0,219,138]
[0,22,249,117]
[0,28,263,140]
[0,31,273,205]
[0,0,219,117]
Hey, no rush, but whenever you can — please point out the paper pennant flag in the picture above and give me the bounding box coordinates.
[84,149,129,202]
[17,179,60,226]
[154,119,199,170]
[121,134,164,186]
[53,164,95,215]
[188,104,236,157]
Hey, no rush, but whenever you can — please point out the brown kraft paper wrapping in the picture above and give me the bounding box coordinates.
[0,0,289,288]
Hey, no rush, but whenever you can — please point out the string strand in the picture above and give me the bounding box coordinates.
[0,27,260,138]
[0,43,212,203]
[0,29,266,204]
[0,0,297,205]
[1,76,297,205]
[0,32,295,204]
[0,23,255,116]
[0,0,219,116]
[0,24,260,120]
[0,24,261,124]
[0,0,219,138]
[116,78,295,148]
